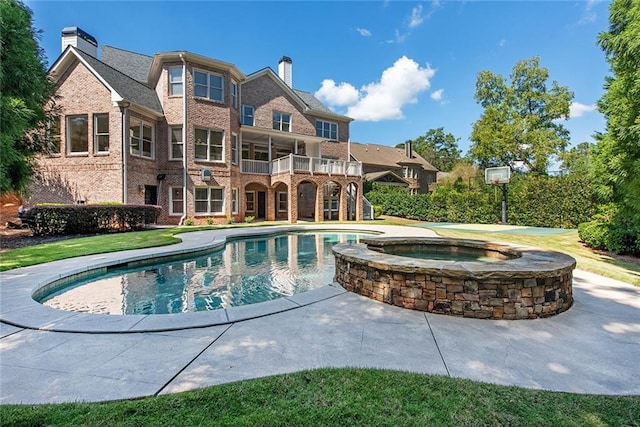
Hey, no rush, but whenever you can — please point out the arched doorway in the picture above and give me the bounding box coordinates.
[297,181,317,221]
[323,181,341,220]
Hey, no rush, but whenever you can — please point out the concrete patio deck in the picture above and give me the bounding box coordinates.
[1,224,639,404]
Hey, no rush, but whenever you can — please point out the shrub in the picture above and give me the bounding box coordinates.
[183,218,194,226]
[20,205,161,236]
[373,205,383,219]
[244,216,255,223]
[578,221,608,250]
[226,217,235,224]
[206,217,215,225]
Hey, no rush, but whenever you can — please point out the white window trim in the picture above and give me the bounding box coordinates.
[93,113,109,154]
[193,69,224,103]
[169,125,183,161]
[66,114,89,155]
[194,127,225,163]
[231,133,238,165]
[273,111,291,132]
[241,105,254,126]
[194,186,225,215]
[277,191,288,213]
[130,118,155,159]
[231,80,238,108]
[245,191,256,213]
[169,67,183,97]
[316,119,338,140]
[169,186,184,216]
[231,187,238,214]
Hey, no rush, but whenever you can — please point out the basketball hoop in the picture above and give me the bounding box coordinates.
[491,178,500,186]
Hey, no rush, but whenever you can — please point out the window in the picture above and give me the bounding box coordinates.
[231,133,238,165]
[195,187,224,214]
[169,67,183,96]
[254,145,269,161]
[170,126,183,160]
[130,119,154,158]
[194,128,224,162]
[316,120,338,140]
[241,143,250,159]
[194,70,223,102]
[231,188,238,214]
[170,187,184,215]
[272,111,291,132]
[245,192,255,212]
[241,105,254,126]
[231,81,238,108]
[47,116,61,154]
[278,192,288,212]
[67,114,88,154]
[94,113,109,153]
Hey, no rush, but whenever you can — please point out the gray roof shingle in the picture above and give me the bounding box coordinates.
[350,142,438,172]
[100,46,153,84]
[75,49,163,114]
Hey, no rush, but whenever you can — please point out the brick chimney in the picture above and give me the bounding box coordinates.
[405,140,413,158]
[61,26,97,57]
[278,56,293,88]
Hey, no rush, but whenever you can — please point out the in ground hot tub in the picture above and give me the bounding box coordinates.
[333,237,576,319]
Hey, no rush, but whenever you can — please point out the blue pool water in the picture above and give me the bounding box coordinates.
[39,232,370,315]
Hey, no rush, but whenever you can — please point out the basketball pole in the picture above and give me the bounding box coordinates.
[500,183,508,224]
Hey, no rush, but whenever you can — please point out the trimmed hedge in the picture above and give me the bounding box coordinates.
[579,219,640,256]
[20,205,161,236]
[366,174,598,229]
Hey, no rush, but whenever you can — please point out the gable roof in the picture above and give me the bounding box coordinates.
[100,45,153,84]
[244,67,352,122]
[364,170,410,185]
[350,142,438,172]
[49,46,163,116]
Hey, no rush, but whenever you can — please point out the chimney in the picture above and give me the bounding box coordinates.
[278,56,293,88]
[405,140,413,158]
[61,26,98,57]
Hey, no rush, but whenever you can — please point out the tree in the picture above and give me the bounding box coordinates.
[469,57,573,174]
[0,0,55,195]
[595,0,640,222]
[558,142,593,176]
[396,127,462,172]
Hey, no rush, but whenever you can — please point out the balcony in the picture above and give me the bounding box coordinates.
[241,154,362,177]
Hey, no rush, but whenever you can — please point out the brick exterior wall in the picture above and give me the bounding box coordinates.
[33,50,362,225]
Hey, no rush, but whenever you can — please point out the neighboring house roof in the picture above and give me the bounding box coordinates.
[100,45,153,84]
[244,67,352,123]
[49,46,163,116]
[350,142,438,172]
[364,171,410,185]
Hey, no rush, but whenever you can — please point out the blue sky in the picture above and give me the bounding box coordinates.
[28,1,610,163]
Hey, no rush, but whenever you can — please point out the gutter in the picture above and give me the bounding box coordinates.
[179,53,187,225]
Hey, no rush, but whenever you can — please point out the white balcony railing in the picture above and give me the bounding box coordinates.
[241,159,270,174]
[241,155,362,177]
[271,154,362,177]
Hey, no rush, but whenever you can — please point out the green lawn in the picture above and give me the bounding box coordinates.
[2,368,638,427]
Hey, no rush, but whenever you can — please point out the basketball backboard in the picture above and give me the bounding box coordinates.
[485,166,511,185]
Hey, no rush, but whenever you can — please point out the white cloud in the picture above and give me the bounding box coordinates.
[346,56,435,121]
[409,4,424,28]
[430,89,444,101]
[385,29,408,44]
[569,102,597,118]
[315,80,360,107]
[498,39,507,48]
[356,27,371,37]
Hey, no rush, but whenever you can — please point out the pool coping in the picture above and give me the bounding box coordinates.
[0,224,438,333]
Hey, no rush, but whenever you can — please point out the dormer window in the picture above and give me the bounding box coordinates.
[194,70,223,102]
[273,111,291,132]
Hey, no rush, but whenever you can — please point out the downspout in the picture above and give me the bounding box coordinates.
[118,101,130,204]
[179,53,188,225]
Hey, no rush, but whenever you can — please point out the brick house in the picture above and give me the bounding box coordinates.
[29,27,363,225]
[350,142,438,194]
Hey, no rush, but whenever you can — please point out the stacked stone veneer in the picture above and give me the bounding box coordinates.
[333,237,576,320]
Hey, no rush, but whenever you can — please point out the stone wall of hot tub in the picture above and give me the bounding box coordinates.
[333,238,576,320]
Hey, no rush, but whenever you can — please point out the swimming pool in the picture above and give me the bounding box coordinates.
[37,232,371,315]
